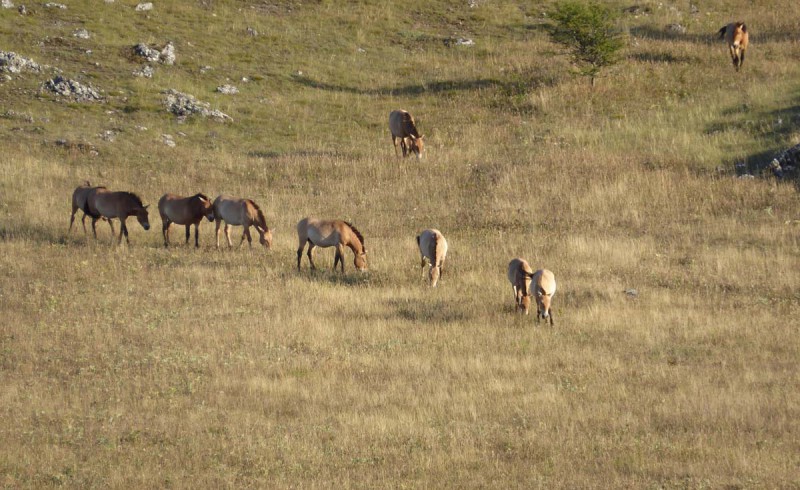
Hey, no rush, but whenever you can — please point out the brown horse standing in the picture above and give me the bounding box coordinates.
[69,181,112,235]
[85,189,151,245]
[212,195,272,249]
[389,109,425,159]
[717,22,749,71]
[296,218,367,272]
[158,193,215,248]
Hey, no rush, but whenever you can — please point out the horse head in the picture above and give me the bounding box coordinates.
[408,135,425,159]
[136,205,151,231]
[258,227,273,249]
[536,287,552,319]
[197,195,215,222]
[354,250,367,271]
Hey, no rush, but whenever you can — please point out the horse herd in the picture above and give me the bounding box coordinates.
[68,174,556,323]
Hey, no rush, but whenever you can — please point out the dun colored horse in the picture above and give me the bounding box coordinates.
[212,195,272,249]
[507,258,534,314]
[717,22,748,71]
[417,229,448,287]
[296,218,367,272]
[158,193,215,248]
[531,269,557,325]
[69,181,111,235]
[84,188,150,244]
[389,109,425,159]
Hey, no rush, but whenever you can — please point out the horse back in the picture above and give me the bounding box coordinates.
[389,110,419,138]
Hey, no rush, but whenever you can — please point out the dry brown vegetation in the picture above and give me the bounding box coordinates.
[1,0,799,487]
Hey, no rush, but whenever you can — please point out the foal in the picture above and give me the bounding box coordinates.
[158,193,215,247]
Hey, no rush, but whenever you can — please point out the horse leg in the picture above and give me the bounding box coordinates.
[215,220,222,249]
[225,224,233,248]
[118,219,128,245]
[184,224,191,245]
[420,255,427,278]
[333,247,341,271]
[162,220,171,247]
[194,223,200,248]
[739,49,745,69]
[296,242,306,270]
[239,226,251,248]
[307,242,317,270]
[81,214,88,234]
[108,218,116,238]
[392,135,400,157]
[549,309,555,326]
[400,138,408,157]
[337,244,346,272]
[91,217,99,239]
[69,207,77,233]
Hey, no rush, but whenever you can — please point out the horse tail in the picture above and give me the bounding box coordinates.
[717,25,727,39]
[432,233,440,267]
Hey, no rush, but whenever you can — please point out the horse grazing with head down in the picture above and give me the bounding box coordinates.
[296,218,367,272]
[69,181,112,235]
[417,229,448,287]
[158,193,215,248]
[531,269,557,325]
[389,109,425,159]
[717,22,748,71]
[212,195,273,249]
[84,188,150,245]
[507,258,535,315]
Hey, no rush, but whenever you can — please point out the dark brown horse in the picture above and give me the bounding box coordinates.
[85,189,150,245]
[158,193,215,247]
[69,181,112,235]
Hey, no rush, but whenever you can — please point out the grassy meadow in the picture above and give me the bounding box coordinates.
[1,0,799,487]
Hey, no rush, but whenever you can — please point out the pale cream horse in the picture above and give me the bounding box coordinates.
[507,258,534,314]
[158,193,215,248]
[212,195,273,249]
[69,181,112,235]
[417,229,448,287]
[84,188,151,245]
[296,218,367,272]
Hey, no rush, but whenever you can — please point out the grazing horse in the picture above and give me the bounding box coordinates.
[212,195,272,249]
[84,188,150,245]
[531,269,557,325]
[69,181,112,235]
[417,229,448,287]
[389,109,425,159]
[507,258,534,314]
[158,193,215,248]
[296,218,367,272]
[717,22,748,71]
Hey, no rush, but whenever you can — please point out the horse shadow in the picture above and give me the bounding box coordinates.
[628,52,700,64]
[629,26,716,44]
[391,298,468,324]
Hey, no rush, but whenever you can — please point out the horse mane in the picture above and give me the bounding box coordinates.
[432,232,440,267]
[248,199,269,230]
[403,112,420,138]
[344,221,365,249]
[123,192,144,207]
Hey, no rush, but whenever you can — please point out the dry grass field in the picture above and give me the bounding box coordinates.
[1,0,799,487]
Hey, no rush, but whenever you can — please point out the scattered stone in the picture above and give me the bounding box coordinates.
[17,4,25,14]
[624,288,639,298]
[133,42,175,65]
[666,23,687,34]
[1,110,34,122]
[769,143,800,179]
[44,2,66,8]
[216,84,238,95]
[99,130,116,142]
[1,0,14,8]
[199,65,212,74]
[133,65,154,78]
[468,0,478,7]
[161,134,176,147]
[246,27,258,36]
[357,47,365,53]
[135,125,147,131]
[159,42,175,65]
[455,38,474,46]
[134,2,152,11]
[623,5,651,15]
[690,3,699,14]
[241,76,249,83]
[737,174,755,179]
[55,139,99,155]
[104,0,115,3]
[73,28,90,39]
[162,89,232,122]
[0,51,44,74]
[42,75,103,102]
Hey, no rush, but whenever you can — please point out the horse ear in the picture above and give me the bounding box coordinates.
[419,134,425,139]
[143,205,149,209]
[741,23,747,32]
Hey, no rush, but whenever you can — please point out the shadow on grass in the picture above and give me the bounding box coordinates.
[247,149,347,160]
[628,52,700,64]
[296,267,391,287]
[629,26,716,44]
[291,73,558,98]
[391,298,468,324]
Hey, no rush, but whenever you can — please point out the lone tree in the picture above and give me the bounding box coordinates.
[548,1,625,87]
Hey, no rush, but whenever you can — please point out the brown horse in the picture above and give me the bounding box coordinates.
[531,269,557,325]
[417,229,448,287]
[212,195,272,249]
[158,193,215,248]
[69,181,112,235]
[717,22,749,71]
[507,258,534,314]
[84,188,150,245]
[389,109,425,159]
[296,218,367,272]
